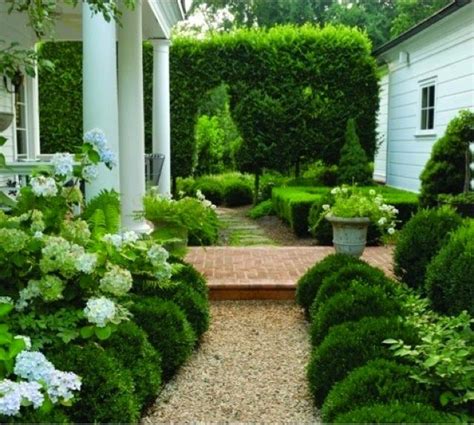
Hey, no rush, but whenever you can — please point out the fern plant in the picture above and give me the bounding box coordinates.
[82,190,121,239]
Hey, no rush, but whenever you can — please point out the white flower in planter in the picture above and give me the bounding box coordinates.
[31,176,57,197]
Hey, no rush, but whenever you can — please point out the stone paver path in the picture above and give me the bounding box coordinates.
[186,246,394,291]
[217,207,276,246]
[143,301,320,423]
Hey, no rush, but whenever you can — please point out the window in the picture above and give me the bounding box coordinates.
[15,84,28,158]
[420,84,435,131]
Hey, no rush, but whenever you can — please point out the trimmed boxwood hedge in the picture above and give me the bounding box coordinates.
[321,359,435,422]
[333,402,457,423]
[129,296,197,380]
[307,316,418,406]
[104,321,162,407]
[425,221,474,316]
[223,180,254,206]
[393,207,463,290]
[309,262,394,319]
[309,281,402,345]
[295,253,365,315]
[47,343,140,424]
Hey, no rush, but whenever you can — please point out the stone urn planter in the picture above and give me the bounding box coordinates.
[326,216,371,257]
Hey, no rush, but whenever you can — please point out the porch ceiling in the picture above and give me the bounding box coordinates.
[0,0,184,47]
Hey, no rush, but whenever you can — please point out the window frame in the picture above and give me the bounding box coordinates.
[416,77,437,138]
[13,82,29,159]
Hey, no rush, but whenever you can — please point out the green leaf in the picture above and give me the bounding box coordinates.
[0,192,17,208]
[424,355,441,368]
[0,303,13,318]
[95,325,112,340]
[0,333,13,345]
[39,396,53,413]
[0,136,7,147]
[0,347,8,361]
[0,153,6,168]
[440,391,454,406]
[8,339,26,359]
[80,326,95,339]
[382,338,398,344]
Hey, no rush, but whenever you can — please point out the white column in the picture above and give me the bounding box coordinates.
[25,65,40,160]
[82,2,120,200]
[152,39,171,195]
[117,4,150,232]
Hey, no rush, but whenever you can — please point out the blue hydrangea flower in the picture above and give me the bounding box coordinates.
[84,128,107,152]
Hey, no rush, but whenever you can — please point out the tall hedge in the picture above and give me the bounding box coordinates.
[38,26,379,184]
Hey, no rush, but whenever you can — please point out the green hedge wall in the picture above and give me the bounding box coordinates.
[38,41,83,153]
[38,25,379,183]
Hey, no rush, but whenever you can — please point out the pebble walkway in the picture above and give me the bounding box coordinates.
[143,301,320,423]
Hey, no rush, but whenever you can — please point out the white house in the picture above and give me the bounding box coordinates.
[0,0,185,230]
[373,0,474,192]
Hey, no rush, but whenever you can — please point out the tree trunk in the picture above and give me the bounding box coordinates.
[254,172,261,204]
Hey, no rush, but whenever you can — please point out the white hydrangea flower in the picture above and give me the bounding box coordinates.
[202,199,213,209]
[33,231,43,239]
[99,265,133,296]
[154,262,173,282]
[322,204,330,211]
[31,176,58,198]
[0,296,13,305]
[147,244,169,266]
[75,253,97,274]
[81,164,99,182]
[14,351,54,382]
[0,380,44,416]
[378,217,387,226]
[46,370,81,403]
[84,297,117,327]
[51,153,74,177]
[103,233,123,249]
[84,128,107,152]
[196,189,205,201]
[122,231,139,245]
[388,227,395,235]
[330,187,340,195]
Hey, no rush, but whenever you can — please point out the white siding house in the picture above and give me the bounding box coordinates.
[374,0,474,192]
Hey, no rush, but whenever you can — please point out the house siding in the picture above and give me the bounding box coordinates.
[375,3,474,192]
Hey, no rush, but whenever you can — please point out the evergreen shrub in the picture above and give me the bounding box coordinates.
[47,343,140,424]
[170,257,208,297]
[295,254,365,314]
[104,321,162,407]
[425,221,474,316]
[393,207,463,290]
[310,281,401,345]
[193,178,224,205]
[307,316,418,406]
[337,118,372,185]
[309,263,395,318]
[333,402,457,423]
[223,180,254,206]
[321,359,434,422]
[248,199,274,219]
[420,110,474,206]
[129,296,197,380]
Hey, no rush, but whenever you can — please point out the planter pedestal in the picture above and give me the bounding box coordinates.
[326,216,370,257]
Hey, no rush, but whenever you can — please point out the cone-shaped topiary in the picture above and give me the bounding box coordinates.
[419,110,474,206]
[337,118,372,185]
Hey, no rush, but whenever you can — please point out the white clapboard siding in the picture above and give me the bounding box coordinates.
[0,85,15,187]
[375,2,474,192]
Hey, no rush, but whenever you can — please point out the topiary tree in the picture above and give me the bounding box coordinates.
[393,207,463,290]
[425,221,474,316]
[420,110,474,206]
[337,118,373,185]
[321,359,435,422]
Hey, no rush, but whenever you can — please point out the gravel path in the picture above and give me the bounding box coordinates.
[143,301,320,424]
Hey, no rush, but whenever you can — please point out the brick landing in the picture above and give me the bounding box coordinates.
[185,246,394,300]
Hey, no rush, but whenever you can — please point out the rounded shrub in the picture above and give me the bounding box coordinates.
[333,402,457,423]
[310,281,402,345]
[420,109,474,206]
[104,321,162,407]
[394,207,463,290]
[223,180,254,206]
[425,221,474,316]
[129,296,197,380]
[46,343,140,424]
[310,263,393,319]
[307,316,418,407]
[321,359,434,422]
[170,257,208,297]
[193,179,224,205]
[295,254,365,315]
